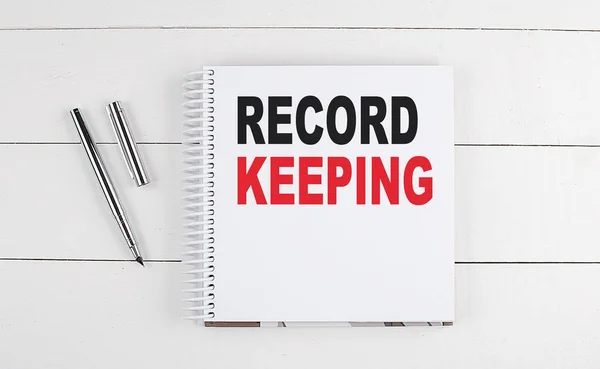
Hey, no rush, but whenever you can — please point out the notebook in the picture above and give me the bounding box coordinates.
[182,66,454,327]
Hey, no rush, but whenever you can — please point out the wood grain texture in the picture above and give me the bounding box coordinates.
[0,2,598,366]
[0,0,599,30]
[1,145,599,262]
[1,262,599,368]
[0,144,181,261]
[0,29,599,144]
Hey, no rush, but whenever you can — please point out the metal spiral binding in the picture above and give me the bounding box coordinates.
[182,70,215,322]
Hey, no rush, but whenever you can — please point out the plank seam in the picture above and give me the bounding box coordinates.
[0,142,182,145]
[1,142,599,148]
[0,26,599,32]
[2,259,600,264]
[0,258,180,262]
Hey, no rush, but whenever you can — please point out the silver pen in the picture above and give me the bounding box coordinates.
[70,108,144,266]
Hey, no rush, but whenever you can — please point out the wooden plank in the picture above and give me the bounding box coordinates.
[1,145,600,261]
[0,262,599,368]
[456,145,600,262]
[0,144,181,261]
[0,29,599,145]
[0,0,599,30]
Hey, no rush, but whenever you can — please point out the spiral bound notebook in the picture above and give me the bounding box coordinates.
[183,66,454,327]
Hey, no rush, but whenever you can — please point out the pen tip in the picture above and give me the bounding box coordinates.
[136,256,145,267]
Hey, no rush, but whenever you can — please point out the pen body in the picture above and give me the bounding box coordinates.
[70,109,140,257]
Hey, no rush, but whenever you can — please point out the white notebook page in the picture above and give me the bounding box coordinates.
[208,66,454,322]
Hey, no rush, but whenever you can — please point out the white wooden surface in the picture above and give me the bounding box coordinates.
[1,1,599,367]
[2,30,600,144]
[1,0,600,29]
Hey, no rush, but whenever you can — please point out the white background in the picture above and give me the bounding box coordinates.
[1,1,600,368]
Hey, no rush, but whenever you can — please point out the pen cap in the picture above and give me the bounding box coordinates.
[106,101,150,187]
